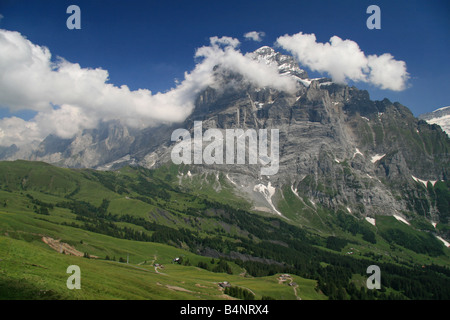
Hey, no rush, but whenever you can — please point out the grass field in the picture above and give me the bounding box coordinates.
[0,189,325,300]
[1,160,449,300]
[0,226,324,300]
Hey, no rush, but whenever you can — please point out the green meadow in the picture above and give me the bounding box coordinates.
[0,160,449,300]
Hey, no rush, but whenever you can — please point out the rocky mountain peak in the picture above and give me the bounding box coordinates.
[249,46,309,79]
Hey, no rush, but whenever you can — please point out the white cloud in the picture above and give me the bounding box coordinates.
[0,29,209,146]
[244,31,265,42]
[367,53,409,91]
[0,117,42,147]
[0,29,408,148]
[0,30,298,147]
[0,29,201,123]
[276,32,409,91]
[195,36,298,93]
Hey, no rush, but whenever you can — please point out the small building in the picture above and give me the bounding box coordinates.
[219,281,231,288]
[278,274,291,281]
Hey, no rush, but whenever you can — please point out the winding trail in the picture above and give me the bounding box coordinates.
[290,278,301,300]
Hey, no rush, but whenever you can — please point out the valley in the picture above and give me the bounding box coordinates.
[0,160,449,300]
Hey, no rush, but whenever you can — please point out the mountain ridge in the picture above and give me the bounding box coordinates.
[1,46,449,234]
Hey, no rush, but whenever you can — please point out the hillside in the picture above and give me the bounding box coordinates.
[0,160,449,300]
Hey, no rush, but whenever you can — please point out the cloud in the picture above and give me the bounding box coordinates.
[366,53,409,91]
[244,31,265,42]
[0,30,298,147]
[276,32,409,91]
[0,29,409,148]
[0,117,42,147]
[195,36,299,94]
[0,29,201,121]
[0,29,210,146]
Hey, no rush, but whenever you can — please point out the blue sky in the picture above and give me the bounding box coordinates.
[0,0,448,128]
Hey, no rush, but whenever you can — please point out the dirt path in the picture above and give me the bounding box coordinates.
[290,278,301,300]
[154,265,167,275]
[278,274,301,300]
[42,236,98,258]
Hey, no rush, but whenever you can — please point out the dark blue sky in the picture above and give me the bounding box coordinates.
[0,0,449,117]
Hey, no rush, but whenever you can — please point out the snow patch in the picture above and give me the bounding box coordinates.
[371,154,385,163]
[334,158,340,163]
[435,106,450,112]
[361,116,370,122]
[412,175,437,187]
[365,217,376,226]
[393,214,410,225]
[436,236,450,248]
[226,174,237,186]
[298,78,311,87]
[352,148,364,159]
[290,185,300,199]
[347,207,351,213]
[254,182,282,216]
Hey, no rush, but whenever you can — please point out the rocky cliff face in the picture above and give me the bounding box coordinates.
[163,73,448,223]
[3,47,449,231]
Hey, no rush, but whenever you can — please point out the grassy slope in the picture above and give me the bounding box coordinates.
[0,161,325,300]
[0,219,323,300]
[0,160,449,300]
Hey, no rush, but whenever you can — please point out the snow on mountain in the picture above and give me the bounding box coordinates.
[419,106,450,137]
[249,46,309,80]
[370,154,385,163]
[254,182,283,216]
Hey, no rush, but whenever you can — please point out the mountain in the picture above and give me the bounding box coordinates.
[1,46,450,300]
[1,46,450,240]
[419,106,450,137]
